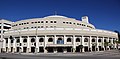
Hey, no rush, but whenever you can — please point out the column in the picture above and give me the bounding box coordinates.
[89,36,92,52]
[3,38,6,52]
[107,38,110,50]
[35,36,39,53]
[73,35,76,53]
[111,38,113,49]
[64,35,67,44]
[44,35,47,53]
[53,48,57,53]
[81,36,84,52]
[8,37,11,53]
[114,38,117,49]
[63,48,67,53]
[102,37,105,51]
[96,37,99,51]
[20,36,23,53]
[13,38,16,53]
[27,36,30,53]
[54,35,57,44]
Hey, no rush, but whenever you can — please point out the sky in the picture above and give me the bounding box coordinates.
[0,0,120,32]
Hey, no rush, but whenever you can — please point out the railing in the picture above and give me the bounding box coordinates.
[4,28,117,35]
[57,40,64,44]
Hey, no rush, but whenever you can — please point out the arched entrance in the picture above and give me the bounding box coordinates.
[57,38,64,44]
[47,47,54,53]
[31,47,35,53]
[57,47,63,52]
[92,46,96,51]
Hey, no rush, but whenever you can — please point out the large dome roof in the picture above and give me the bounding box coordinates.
[44,15,68,18]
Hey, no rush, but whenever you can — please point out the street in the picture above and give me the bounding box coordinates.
[0,50,120,59]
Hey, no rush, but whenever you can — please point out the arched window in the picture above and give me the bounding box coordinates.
[67,38,71,42]
[76,38,80,42]
[92,39,95,42]
[31,38,35,42]
[39,38,44,42]
[98,39,101,42]
[57,38,63,44]
[104,39,106,42]
[16,39,20,43]
[84,38,88,42]
[58,38,62,40]
[23,38,27,42]
[48,38,53,42]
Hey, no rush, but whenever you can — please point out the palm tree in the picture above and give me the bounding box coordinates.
[104,42,109,46]
[104,42,110,50]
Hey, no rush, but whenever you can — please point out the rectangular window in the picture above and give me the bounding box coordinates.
[50,26,53,28]
[38,26,40,28]
[82,24,84,26]
[19,24,21,25]
[38,21,40,23]
[31,22,34,24]
[41,21,44,23]
[24,23,26,24]
[27,22,29,24]
[35,22,37,23]
[22,23,23,25]
[46,21,48,23]
[54,21,56,23]
[50,21,53,23]
[41,26,43,28]
[26,27,29,29]
[66,22,68,24]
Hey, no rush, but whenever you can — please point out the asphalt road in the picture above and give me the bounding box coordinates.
[0,50,120,59]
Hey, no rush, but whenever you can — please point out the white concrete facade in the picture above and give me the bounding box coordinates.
[0,15,118,53]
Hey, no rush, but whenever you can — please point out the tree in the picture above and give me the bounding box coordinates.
[104,42,109,46]
[115,40,120,44]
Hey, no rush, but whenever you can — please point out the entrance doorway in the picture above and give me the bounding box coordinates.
[39,47,44,52]
[6,47,8,52]
[47,47,54,52]
[11,47,13,52]
[84,47,88,52]
[76,46,80,52]
[67,47,72,52]
[31,47,35,53]
[92,46,96,51]
[99,46,102,51]
[23,47,27,53]
[16,47,19,52]
[57,47,63,52]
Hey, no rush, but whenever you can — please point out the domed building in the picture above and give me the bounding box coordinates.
[1,15,118,53]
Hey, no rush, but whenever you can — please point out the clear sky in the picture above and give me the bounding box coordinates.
[0,0,120,32]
